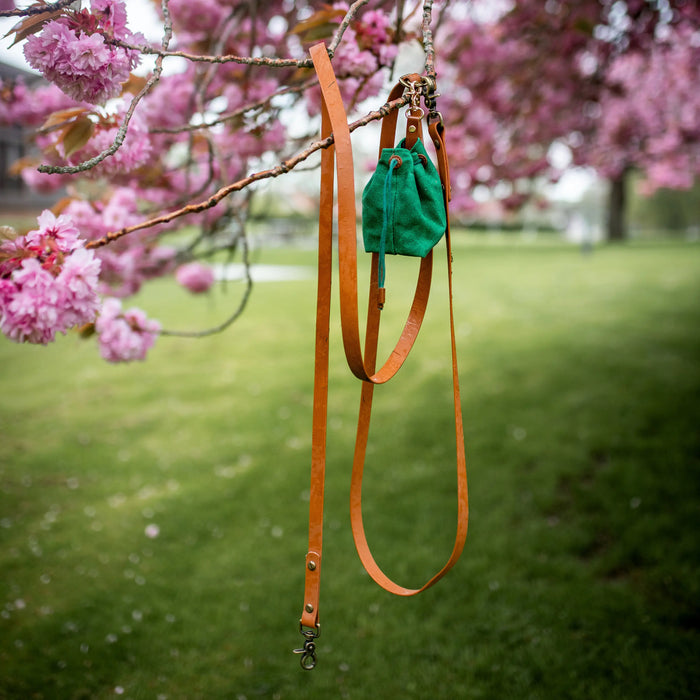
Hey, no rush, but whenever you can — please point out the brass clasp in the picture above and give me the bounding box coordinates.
[294,623,320,670]
[399,74,440,119]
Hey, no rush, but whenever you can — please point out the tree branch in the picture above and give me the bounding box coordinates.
[34,0,371,175]
[159,230,254,338]
[86,94,409,250]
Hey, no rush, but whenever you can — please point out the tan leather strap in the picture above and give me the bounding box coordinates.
[299,41,468,647]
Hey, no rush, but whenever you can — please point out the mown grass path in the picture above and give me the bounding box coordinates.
[1,237,698,699]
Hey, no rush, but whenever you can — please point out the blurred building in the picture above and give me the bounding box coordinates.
[0,61,58,213]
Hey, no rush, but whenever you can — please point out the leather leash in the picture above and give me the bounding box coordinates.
[296,42,468,669]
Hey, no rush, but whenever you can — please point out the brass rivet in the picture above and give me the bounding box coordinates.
[434,139,440,147]
[408,125,417,133]
[307,561,317,571]
[305,603,314,613]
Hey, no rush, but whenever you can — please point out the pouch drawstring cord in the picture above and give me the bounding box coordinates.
[378,156,400,293]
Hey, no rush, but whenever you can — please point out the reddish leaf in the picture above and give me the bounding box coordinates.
[77,322,96,339]
[121,73,149,95]
[60,116,95,158]
[39,107,92,134]
[4,2,67,47]
[289,6,345,41]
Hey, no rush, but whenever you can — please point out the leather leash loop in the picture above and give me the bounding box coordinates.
[311,43,433,386]
[298,42,468,667]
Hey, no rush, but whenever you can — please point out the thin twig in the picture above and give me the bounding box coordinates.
[243,0,260,85]
[150,78,317,134]
[37,0,173,175]
[109,39,311,68]
[86,94,410,250]
[0,0,75,18]
[158,230,254,338]
[421,0,436,79]
[107,0,369,68]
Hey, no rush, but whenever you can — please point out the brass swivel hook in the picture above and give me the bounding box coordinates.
[294,623,320,670]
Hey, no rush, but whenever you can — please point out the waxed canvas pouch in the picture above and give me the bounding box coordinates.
[362,137,446,259]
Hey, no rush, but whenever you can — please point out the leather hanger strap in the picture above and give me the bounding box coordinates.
[300,41,468,633]
[310,43,433,386]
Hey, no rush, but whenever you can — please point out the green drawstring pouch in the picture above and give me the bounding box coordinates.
[362,137,446,287]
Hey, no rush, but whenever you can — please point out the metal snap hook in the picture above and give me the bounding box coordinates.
[294,622,320,670]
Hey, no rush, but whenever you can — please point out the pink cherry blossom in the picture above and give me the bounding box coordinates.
[95,298,160,362]
[355,9,393,47]
[23,0,141,105]
[0,211,102,345]
[56,247,102,327]
[0,252,101,345]
[91,0,130,39]
[0,259,61,344]
[20,166,70,194]
[26,210,82,253]
[144,523,160,539]
[167,0,228,40]
[333,28,378,78]
[62,192,176,298]
[176,262,215,294]
[0,81,86,129]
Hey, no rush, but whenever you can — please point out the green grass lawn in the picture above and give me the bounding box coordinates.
[1,234,699,699]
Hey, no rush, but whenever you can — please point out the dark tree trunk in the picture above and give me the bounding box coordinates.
[607,171,628,242]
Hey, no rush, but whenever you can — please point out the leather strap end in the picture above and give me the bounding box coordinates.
[301,551,321,628]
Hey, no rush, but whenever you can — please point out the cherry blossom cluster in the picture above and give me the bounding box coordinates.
[438,0,700,214]
[0,211,101,344]
[591,25,700,192]
[331,6,398,104]
[303,4,398,112]
[95,297,160,363]
[62,189,177,298]
[175,263,215,294]
[23,0,142,105]
[41,103,153,179]
[0,1,409,362]
[0,209,163,362]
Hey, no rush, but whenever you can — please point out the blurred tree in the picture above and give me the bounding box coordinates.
[437,0,700,241]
